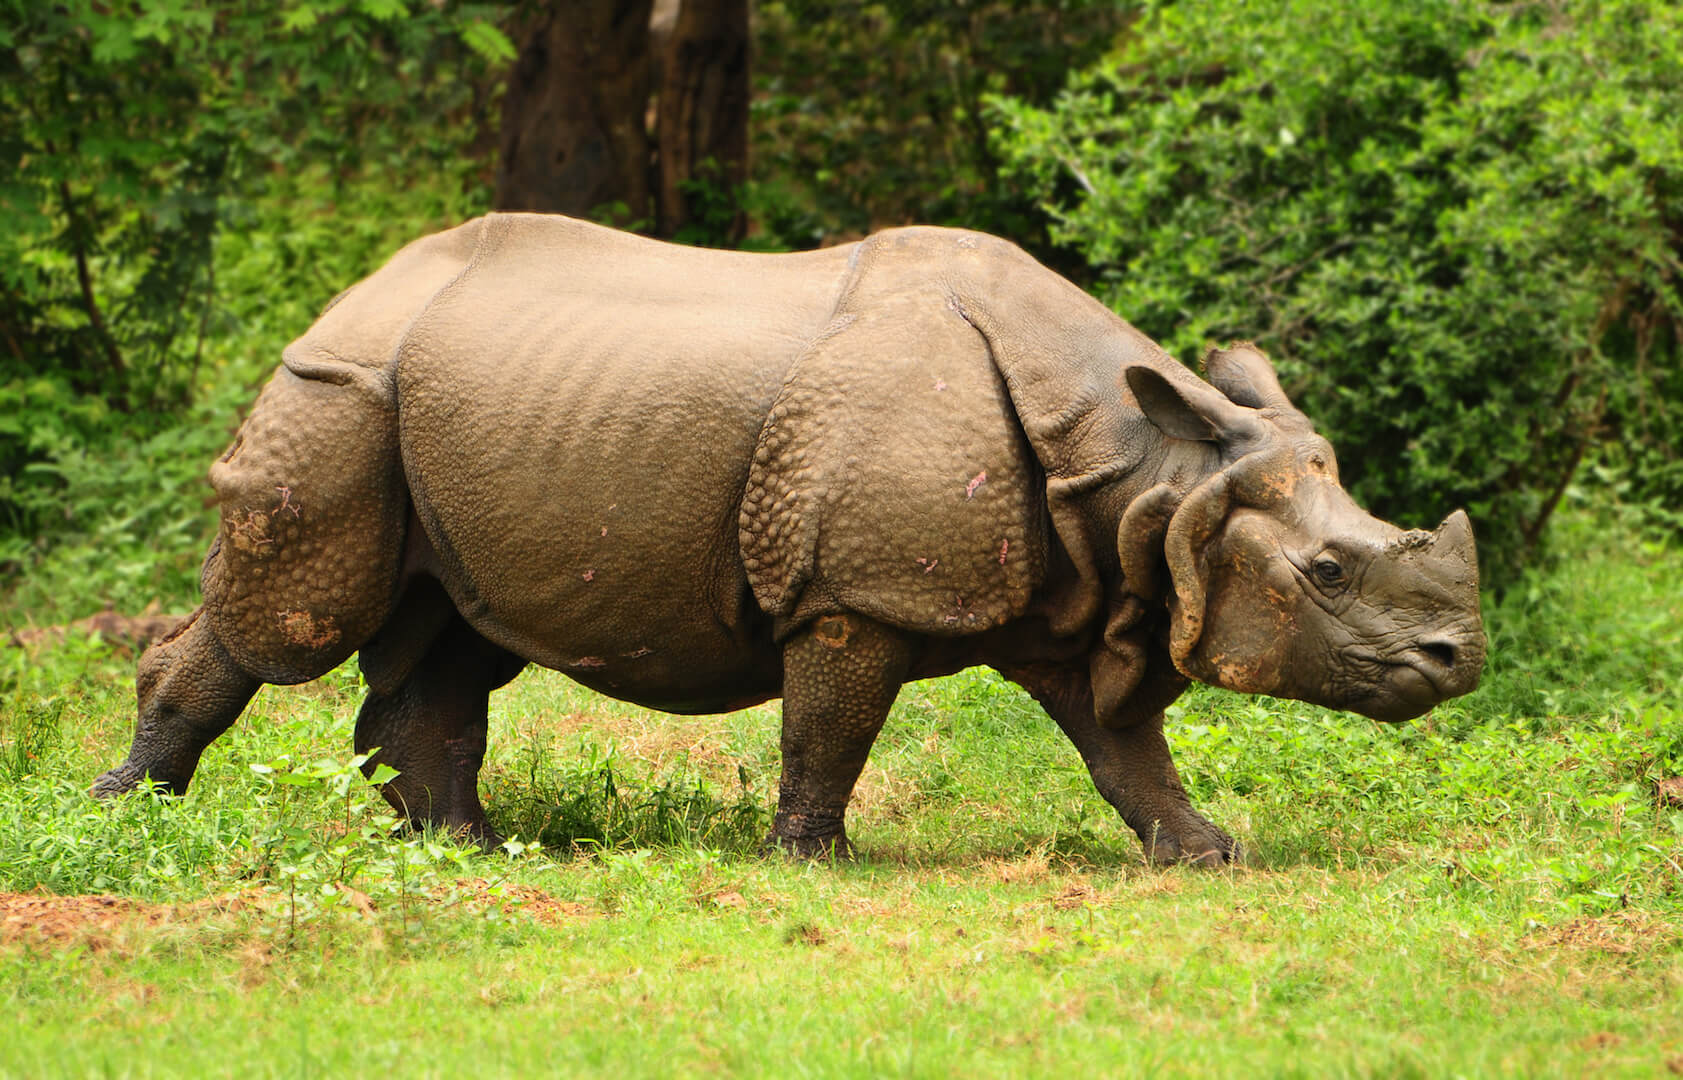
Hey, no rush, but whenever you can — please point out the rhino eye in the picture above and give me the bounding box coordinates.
[1312,556,1346,590]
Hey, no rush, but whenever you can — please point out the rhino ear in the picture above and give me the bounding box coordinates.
[1204,343,1299,415]
[1125,365,1262,445]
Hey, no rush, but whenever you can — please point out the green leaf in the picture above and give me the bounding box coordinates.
[357,0,406,20]
[458,20,514,64]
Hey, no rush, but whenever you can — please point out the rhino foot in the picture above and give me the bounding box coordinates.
[89,762,153,799]
[473,822,507,853]
[1139,818,1244,869]
[764,837,856,861]
[765,815,855,861]
[394,814,504,853]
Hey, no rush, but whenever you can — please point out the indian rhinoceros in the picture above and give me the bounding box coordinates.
[92,213,1485,864]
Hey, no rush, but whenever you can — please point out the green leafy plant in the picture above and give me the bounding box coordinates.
[489,738,769,856]
[245,749,539,944]
[992,0,1683,581]
[751,0,1131,247]
[0,0,510,545]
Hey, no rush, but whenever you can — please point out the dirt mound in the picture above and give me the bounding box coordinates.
[1,879,595,951]
[1,892,154,947]
[449,878,598,926]
[7,605,188,656]
[0,890,257,950]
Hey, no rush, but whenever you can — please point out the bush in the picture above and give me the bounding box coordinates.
[991,0,1683,582]
[0,0,510,544]
[751,0,1130,248]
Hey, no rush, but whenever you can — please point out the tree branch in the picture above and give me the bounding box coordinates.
[58,179,128,392]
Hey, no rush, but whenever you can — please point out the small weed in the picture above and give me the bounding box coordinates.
[488,740,768,855]
[243,751,542,946]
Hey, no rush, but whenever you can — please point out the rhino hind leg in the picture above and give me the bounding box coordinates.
[91,607,261,797]
[770,614,912,858]
[200,366,407,685]
[95,362,410,801]
[354,583,526,845]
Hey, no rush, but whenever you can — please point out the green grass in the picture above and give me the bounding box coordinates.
[1,500,1680,1077]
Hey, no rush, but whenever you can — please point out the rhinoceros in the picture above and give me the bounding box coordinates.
[92,214,1485,864]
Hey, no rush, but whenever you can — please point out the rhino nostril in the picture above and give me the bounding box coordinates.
[1419,641,1456,671]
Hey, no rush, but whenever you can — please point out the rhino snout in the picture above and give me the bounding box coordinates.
[1407,630,1483,696]
[1354,627,1484,723]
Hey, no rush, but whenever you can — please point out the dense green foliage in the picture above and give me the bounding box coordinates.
[751,0,1129,250]
[0,0,508,545]
[5,0,1680,601]
[993,0,1683,580]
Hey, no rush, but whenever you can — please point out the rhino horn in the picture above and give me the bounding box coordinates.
[1434,509,1475,557]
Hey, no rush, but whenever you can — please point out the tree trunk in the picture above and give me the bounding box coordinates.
[494,0,656,223]
[654,0,749,241]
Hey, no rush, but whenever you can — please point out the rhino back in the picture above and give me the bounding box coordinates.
[281,216,491,393]
[394,213,854,704]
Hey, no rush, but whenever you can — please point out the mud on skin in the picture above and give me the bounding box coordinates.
[93,214,1486,865]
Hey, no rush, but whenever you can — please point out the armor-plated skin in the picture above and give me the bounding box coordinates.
[92,214,1486,864]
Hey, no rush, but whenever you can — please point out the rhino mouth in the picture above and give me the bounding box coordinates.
[1344,651,1450,723]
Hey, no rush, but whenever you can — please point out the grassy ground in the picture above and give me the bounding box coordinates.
[2,501,1681,1077]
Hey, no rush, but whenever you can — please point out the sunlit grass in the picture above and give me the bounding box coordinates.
[1,503,1680,1075]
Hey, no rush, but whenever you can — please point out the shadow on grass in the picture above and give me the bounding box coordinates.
[483,755,769,856]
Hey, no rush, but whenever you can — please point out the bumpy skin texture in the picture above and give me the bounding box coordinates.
[94,214,1487,864]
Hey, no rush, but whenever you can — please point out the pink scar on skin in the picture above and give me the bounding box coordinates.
[999,538,1010,565]
[915,557,939,574]
[581,569,595,582]
[966,471,988,499]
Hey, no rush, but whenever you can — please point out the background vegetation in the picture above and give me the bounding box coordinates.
[3,0,1680,604]
[993,0,1683,581]
[1,1,1681,1074]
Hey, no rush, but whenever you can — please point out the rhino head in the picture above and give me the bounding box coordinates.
[1125,344,1485,722]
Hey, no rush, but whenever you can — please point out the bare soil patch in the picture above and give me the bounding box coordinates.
[0,890,256,951]
[7,605,187,656]
[1524,909,1682,955]
[447,877,598,927]
[2,879,598,952]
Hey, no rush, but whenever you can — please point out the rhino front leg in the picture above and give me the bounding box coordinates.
[92,607,261,797]
[353,610,525,846]
[771,614,912,858]
[1001,663,1239,867]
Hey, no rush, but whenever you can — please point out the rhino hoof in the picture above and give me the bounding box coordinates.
[1182,844,1245,869]
[765,831,855,861]
[89,764,146,799]
[1143,826,1244,869]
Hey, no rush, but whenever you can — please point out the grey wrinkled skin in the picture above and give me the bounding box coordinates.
[91,214,1485,865]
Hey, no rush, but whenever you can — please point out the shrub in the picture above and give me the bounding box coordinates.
[0,0,510,543]
[992,0,1683,582]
